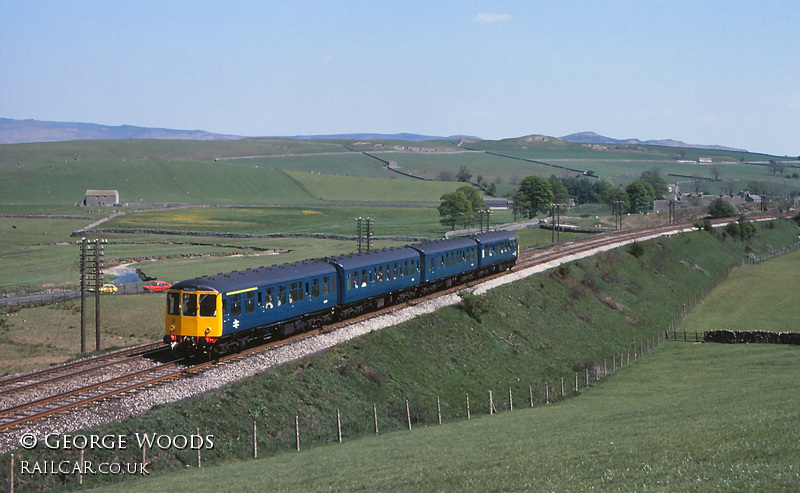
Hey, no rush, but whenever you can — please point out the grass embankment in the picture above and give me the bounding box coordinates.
[96,343,800,491]
[3,219,798,491]
[681,247,800,332]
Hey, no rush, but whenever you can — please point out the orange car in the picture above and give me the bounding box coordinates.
[143,281,172,292]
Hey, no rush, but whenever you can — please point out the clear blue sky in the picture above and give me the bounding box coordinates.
[2,1,798,156]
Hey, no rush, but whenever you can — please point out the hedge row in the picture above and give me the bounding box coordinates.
[704,330,800,344]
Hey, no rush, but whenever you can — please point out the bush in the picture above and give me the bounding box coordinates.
[708,198,736,218]
[627,241,645,258]
[457,290,492,322]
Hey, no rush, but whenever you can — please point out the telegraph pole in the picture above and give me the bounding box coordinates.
[80,238,87,353]
[366,217,374,251]
[78,238,105,352]
[356,217,363,253]
[356,217,374,252]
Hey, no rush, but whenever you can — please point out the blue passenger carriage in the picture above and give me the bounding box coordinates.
[409,237,479,293]
[469,231,519,273]
[165,260,338,356]
[325,247,421,319]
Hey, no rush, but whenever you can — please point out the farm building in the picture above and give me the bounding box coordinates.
[483,198,511,210]
[83,190,119,206]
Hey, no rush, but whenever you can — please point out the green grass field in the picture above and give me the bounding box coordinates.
[92,343,800,492]
[681,248,800,332]
[6,222,799,491]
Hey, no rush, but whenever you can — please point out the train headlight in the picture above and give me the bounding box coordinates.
[204,328,210,335]
[169,325,175,333]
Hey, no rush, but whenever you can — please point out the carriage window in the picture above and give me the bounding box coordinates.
[265,288,275,309]
[322,276,330,296]
[245,291,255,314]
[362,269,369,286]
[167,292,181,316]
[277,285,286,306]
[230,294,242,317]
[199,294,217,317]
[393,263,398,279]
[289,282,303,303]
[311,278,320,297]
[182,293,197,316]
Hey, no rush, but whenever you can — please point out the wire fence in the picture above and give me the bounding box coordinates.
[0,282,152,309]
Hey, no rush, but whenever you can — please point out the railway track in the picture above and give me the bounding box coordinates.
[0,215,784,433]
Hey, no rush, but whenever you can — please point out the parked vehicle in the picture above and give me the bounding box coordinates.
[89,283,118,294]
[144,281,172,292]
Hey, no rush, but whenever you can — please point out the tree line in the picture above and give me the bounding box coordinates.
[438,169,670,229]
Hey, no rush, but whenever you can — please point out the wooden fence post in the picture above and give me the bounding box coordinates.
[9,453,13,493]
[253,421,258,459]
[197,427,202,466]
[529,385,534,407]
[466,393,470,419]
[337,409,342,443]
[508,388,513,411]
[488,390,494,415]
[405,399,412,430]
[78,449,84,485]
[295,416,300,452]
[545,382,549,404]
[437,396,441,424]
[373,404,379,435]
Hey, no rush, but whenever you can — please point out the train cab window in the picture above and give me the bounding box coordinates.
[199,294,217,317]
[277,286,286,306]
[245,291,255,314]
[230,294,242,317]
[182,293,197,316]
[265,288,274,309]
[311,278,320,298]
[167,292,181,316]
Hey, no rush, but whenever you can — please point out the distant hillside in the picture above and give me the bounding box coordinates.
[561,131,747,152]
[0,118,242,144]
[287,132,475,141]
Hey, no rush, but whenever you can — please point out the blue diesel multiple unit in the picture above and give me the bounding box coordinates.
[165,231,518,356]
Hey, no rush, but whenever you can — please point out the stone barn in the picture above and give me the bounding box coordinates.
[83,190,119,206]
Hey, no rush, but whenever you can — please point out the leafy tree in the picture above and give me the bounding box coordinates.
[559,176,610,204]
[708,198,736,218]
[639,169,669,199]
[518,176,554,218]
[724,216,757,241]
[602,187,630,212]
[456,166,472,183]
[548,175,571,204]
[512,189,531,220]
[625,180,655,213]
[710,166,722,181]
[456,185,486,214]
[438,191,473,230]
